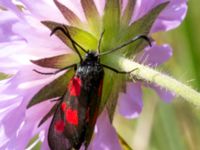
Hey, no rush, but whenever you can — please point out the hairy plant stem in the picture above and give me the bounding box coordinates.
[109,55,200,106]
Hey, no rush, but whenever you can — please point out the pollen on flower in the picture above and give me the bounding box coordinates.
[66,109,79,126]
[54,120,65,133]
[68,77,82,96]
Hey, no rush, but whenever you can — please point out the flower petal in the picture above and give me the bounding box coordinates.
[12,21,67,54]
[131,0,187,32]
[20,0,65,22]
[88,109,122,150]
[0,11,22,42]
[150,84,175,103]
[118,82,143,119]
[151,0,188,32]
[93,0,106,16]
[53,0,82,26]
[40,126,51,150]
[0,0,23,18]
[137,44,173,66]
[52,0,87,22]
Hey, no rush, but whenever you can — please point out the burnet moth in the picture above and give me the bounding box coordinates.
[27,25,151,150]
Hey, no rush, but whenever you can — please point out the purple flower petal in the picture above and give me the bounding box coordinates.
[12,22,67,54]
[0,0,23,18]
[0,11,22,42]
[121,0,129,14]
[41,137,51,150]
[19,0,65,22]
[137,44,173,66]
[40,127,51,150]
[88,109,122,150]
[93,0,106,16]
[151,0,188,32]
[0,96,54,149]
[118,82,143,119]
[131,0,187,32]
[150,84,175,103]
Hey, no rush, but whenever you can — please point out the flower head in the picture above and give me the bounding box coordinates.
[0,0,187,149]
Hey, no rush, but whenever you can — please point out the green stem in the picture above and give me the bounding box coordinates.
[110,55,200,106]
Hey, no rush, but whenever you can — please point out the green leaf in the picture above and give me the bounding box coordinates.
[53,0,82,26]
[31,53,79,69]
[27,69,74,108]
[102,0,120,50]
[81,0,101,34]
[41,21,98,54]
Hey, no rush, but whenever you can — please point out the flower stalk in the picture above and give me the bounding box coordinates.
[112,55,200,106]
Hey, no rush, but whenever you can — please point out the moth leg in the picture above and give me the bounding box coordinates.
[33,64,77,75]
[102,64,138,74]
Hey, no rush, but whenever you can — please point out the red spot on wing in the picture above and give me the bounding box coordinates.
[65,109,79,126]
[54,120,65,133]
[61,102,79,125]
[61,102,67,112]
[68,77,82,96]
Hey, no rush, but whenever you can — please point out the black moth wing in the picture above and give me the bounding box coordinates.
[76,60,104,148]
[48,99,72,150]
[48,91,85,150]
[48,53,104,150]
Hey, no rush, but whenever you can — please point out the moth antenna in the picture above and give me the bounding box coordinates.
[50,25,88,62]
[99,35,152,56]
[97,30,105,54]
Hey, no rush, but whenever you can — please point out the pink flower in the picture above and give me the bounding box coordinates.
[0,0,187,149]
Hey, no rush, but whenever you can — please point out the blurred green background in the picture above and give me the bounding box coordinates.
[115,1,200,150]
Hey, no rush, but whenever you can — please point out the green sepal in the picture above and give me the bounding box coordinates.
[101,71,126,120]
[100,54,127,120]
[41,21,98,54]
[27,69,74,108]
[121,0,136,26]
[102,0,120,50]
[124,2,169,56]
[54,0,82,26]
[31,53,79,69]
[81,0,101,34]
